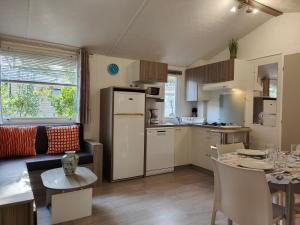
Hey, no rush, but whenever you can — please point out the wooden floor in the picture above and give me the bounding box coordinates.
[36,167,300,225]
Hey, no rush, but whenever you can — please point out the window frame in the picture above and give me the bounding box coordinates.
[164,74,180,118]
[0,44,80,124]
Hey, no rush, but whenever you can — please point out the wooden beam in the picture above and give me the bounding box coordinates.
[247,0,283,17]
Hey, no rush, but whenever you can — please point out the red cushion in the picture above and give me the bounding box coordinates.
[0,126,37,158]
[46,125,80,154]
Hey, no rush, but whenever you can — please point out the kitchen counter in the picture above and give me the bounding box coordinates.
[146,123,251,130]
[209,127,251,133]
[146,123,251,147]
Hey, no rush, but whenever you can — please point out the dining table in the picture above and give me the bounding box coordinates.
[219,151,300,225]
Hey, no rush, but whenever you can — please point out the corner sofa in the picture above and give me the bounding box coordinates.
[0,123,103,225]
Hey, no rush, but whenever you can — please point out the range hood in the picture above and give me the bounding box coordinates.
[202,81,240,91]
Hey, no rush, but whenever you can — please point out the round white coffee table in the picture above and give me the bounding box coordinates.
[41,167,97,224]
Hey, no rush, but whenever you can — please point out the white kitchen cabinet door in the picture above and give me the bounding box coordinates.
[263,100,277,114]
[174,127,190,166]
[190,127,220,171]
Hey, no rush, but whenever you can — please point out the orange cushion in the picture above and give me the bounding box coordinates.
[0,126,37,158]
[46,125,80,154]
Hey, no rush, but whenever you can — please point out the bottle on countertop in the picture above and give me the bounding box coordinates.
[192,107,198,117]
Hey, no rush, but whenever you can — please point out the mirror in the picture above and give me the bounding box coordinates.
[253,63,278,126]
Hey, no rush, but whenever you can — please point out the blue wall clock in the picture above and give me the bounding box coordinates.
[107,63,119,75]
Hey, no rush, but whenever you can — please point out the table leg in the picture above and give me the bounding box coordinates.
[285,183,295,225]
[46,189,51,208]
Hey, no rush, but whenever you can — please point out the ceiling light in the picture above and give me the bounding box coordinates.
[230,6,237,12]
[246,6,253,13]
[253,8,259,14]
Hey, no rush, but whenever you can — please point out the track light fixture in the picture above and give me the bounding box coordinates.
[230,0,282,17]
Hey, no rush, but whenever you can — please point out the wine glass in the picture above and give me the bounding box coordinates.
[291,144,300,160]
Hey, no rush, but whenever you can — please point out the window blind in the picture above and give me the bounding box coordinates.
[0,48,79,121]
[0,50,77,86]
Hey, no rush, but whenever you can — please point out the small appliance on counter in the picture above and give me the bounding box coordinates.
[139,83,164,100]
[149,109,160,124]
[192,107,198,117]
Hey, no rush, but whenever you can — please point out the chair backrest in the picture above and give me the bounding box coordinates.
[211,158,273,225]
[215,142,245,156]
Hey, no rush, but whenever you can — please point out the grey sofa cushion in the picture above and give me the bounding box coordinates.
[25,151,93,171]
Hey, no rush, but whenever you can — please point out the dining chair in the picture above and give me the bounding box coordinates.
[215,142,245,156]
[214,142,282,204]
[210,158,285,225]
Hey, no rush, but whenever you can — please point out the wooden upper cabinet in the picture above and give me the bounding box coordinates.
[191,59,234,84]
[185,68,198,101]
[185,59,237,101]
[219,59,234,82]
[131,60,168,82]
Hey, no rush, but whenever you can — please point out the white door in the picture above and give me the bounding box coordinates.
[114,91,145,114]
[146,128,174,172]
[113,115,144,180]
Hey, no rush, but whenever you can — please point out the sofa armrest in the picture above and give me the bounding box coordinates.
[84,140,103,185]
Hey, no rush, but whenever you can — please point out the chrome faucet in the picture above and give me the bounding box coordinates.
[176,116,182,124]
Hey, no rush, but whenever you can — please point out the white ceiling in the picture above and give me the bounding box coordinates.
[0,0,298,66]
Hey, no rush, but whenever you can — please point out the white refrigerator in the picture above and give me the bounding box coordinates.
[112,91,145,180]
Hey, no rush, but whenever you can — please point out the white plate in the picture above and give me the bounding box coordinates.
[236,149,267,156]
[239,159,273,170]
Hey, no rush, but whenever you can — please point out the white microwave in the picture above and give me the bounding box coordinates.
[140,84,164,99]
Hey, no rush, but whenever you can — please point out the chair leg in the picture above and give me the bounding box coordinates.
[228,218,233,225]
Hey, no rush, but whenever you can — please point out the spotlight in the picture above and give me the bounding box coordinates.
[230,6,237,12]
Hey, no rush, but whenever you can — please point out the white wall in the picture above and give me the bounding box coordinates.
[206,13,300,63]
[84,54,135,140]
[84,54,192,140]
[197,92,220,123]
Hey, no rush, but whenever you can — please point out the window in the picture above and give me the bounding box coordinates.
[0,49,79,122]
[164,75,178,117]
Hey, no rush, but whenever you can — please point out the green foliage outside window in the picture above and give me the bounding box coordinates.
[0,82,76,119]
[48,86,76,117]
[1,83,39,117]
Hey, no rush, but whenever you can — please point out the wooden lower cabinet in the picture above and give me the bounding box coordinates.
[0,202,35,225]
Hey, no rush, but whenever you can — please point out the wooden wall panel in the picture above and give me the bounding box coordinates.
[0,203,34,225]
